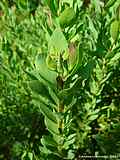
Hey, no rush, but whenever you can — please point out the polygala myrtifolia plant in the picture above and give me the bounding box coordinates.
[25,0,120,159]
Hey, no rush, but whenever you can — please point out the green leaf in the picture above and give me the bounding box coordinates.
[87,114,98,123]
[87,15,98,40]
[48,28,68,54]
[1,65,15,80]
[62,0,74,6]
[46,0,58,16]
[32,93,57,110]
[116,5,120,20]
[108,52,120,66]
[79,59,96,80]
[48,87,59,106]
[95,62,104,81]
[12,142,23,156]
[67,43,83,77]
[35,54,57,86]
[45,117,59,135]
[59,7,76,28]
[65,97,77,113]
[63,134,76,149]
[28,152,33,160]
[58,77,82,101]
[34,100,57,123]
[41,135,58,147]
[46,53,57,71]
[105,0,116,8]
[67,150,75,159]
[110,20,119,41]
[29,81,58,106]
[68,43,77,71]
[29,80,49,96]
[90,78,99,95]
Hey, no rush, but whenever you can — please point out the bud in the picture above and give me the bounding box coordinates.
[46,54,57,71]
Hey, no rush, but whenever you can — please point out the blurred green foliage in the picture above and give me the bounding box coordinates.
[0,0,120,159]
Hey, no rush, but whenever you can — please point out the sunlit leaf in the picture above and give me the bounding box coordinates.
[48,28,68,53]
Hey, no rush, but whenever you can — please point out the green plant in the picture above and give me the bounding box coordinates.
[25,0,120,159]
[0,0,120,159]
